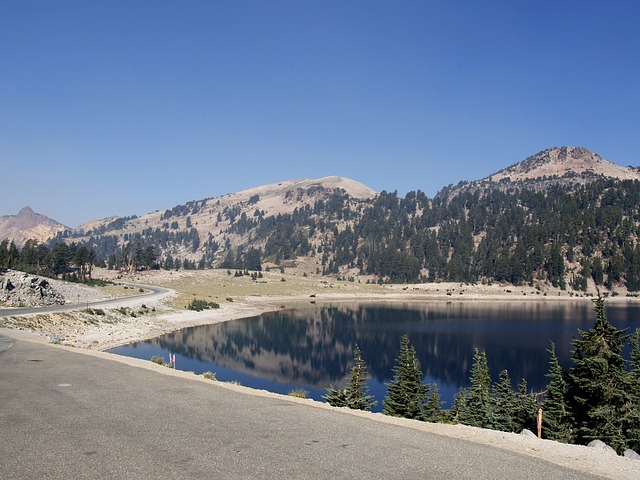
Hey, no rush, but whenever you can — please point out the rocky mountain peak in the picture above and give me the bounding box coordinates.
[488,146,639,183]
[17,206,37,219]
[0,207,70,247]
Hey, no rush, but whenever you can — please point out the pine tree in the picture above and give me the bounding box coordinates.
[323,344,376,411]
[542,342,572,443]
[490,369,516,432]
[624,329,640,452]
[466,348,492,428]
[423,383,445,423]
[345,344,376,411]
[566,292,633,453]
[383,335,427,420]
[512,378,537,432]
[323,386,349,407]
[450,387,470,424]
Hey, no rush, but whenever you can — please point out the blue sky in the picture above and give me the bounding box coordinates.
[1,1,639,228]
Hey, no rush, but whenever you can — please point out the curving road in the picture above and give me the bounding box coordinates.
[0,283,172,318]
[0,335,608,480]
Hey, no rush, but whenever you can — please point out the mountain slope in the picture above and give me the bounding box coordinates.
[5,148,640,294]
[488,146,639,183]
[0,207,70,247]
[67,176,376,270]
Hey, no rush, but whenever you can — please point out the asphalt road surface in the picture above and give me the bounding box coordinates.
[0,283,171,318]
[0,335,605,480]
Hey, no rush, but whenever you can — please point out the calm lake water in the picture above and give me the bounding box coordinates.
[110,300,640,411]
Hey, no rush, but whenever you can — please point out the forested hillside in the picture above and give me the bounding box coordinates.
[4,147,640,293]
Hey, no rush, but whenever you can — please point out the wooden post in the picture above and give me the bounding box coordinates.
[537,408,543,438]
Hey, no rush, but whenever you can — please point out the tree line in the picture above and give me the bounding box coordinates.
[0,238,159,280]
[55,177,640,290]
[325,294,640,454]
[0,239,97,281]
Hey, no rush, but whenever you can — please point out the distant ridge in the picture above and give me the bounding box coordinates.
[487,146,639,183]
[0,207,70,247]
[3,149,639,252]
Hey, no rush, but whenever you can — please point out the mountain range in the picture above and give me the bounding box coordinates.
[2,146,640,291]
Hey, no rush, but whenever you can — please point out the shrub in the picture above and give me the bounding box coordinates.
[150,356,165,366]
[202,371,217,381]
[187,299,220,311]
[288,389,309,398]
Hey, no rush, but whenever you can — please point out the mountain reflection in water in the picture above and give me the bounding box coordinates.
[110,301,640,410]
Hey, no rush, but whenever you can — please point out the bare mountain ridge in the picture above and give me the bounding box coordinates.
[75,176,375,235]
[3,148,638,251]
[488,146,639,183]
[64,176,376,266]
[74,176,376,237]
[437,146,639,199]
[0,206,70,247]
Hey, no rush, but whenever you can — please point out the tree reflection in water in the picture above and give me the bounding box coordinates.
[111,301,640,410]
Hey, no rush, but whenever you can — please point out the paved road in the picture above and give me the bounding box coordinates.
[0,335,604,480]
[0,283,171,318]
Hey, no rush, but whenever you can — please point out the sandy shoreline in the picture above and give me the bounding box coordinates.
[2,266,639,351]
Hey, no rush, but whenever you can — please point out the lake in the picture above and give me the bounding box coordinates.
[109,300,640,411]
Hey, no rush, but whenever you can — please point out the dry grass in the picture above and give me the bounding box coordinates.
[146,269,388,309]
[95,284,149,298]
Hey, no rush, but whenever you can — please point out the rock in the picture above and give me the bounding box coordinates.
[520,429,537,439]
[587,439,618,456]
[624,449,640,460]
[0,270,66,307]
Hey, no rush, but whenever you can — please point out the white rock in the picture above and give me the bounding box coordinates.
[623,449,640,460]
[520,429,537,439]
[587,439,618,456]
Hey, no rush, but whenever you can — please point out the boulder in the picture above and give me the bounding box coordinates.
[0,271,65,307]
[520,429,537,439]
[624,449,640,460]
[587,439,618,456]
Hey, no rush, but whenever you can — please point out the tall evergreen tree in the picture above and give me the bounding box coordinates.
[542,342,572,443]
[512,378,537,432]
[383,335,427,420]
[466,348,492,428]
[423,383,445,423]
[566,292,633,453]
[490,369,516,432]
[625,329,640,452]
[345,344,376,411]
[323,344,376,411]
[450,387,470,425]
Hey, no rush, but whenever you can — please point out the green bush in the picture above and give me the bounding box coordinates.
[202,371,217,381]
[187,299,220,311]
[150,356,165,366]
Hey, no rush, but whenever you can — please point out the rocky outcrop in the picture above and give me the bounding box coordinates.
[0,270,66,307]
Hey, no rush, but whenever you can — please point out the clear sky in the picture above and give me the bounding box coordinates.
[1,1,639,228]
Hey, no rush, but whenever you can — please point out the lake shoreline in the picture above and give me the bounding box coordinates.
[3,266,639,351]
